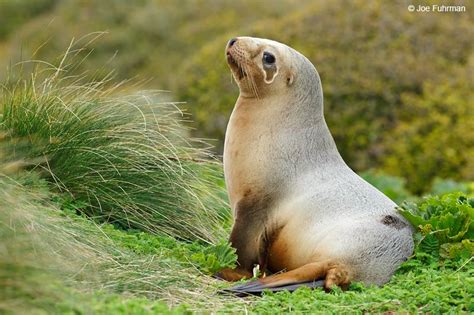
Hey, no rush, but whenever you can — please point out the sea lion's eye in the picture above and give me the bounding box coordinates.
[263,52,275,65]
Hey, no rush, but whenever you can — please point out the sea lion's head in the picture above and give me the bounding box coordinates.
[225,36,321,100]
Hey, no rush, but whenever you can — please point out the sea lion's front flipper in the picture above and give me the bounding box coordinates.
[217,192,273,281]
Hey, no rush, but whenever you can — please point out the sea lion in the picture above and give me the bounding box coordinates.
[218,36,414,293]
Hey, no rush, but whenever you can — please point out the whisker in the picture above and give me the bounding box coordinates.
[253,77,260,100]
[244,65,254,97]
[246,64,259,99]
[243,64,253,95]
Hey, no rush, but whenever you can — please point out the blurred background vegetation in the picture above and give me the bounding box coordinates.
[0,0,472,193]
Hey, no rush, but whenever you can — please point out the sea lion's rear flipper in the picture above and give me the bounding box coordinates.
[220,261,351,296]
[221,279,324,296]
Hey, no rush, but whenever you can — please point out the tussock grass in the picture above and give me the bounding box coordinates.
[0,177,75,314]
[0,175,236,313]
[0,46,242,312]
[1,57,229,242]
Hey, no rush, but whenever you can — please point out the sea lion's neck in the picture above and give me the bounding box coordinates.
[234,84,343,163]
[224,92,346,206]
[263,91,346,170]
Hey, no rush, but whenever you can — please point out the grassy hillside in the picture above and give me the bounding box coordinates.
[0,0,472,193]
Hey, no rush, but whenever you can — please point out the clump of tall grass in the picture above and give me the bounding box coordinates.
[0,55,229,242]
[0,174,230,313]
[0,176,76,313]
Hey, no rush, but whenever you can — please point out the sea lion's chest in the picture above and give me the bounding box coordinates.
[223,100,279,208]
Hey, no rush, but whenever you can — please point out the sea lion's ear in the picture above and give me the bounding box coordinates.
[286,68,295,86]
[286,73,294,86]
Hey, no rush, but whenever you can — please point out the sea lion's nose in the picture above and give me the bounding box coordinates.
[228,38,237,48]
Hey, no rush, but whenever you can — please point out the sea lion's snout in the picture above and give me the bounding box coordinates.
[225,37,239,64]
[226,38,247,81]
[226,51,244,80]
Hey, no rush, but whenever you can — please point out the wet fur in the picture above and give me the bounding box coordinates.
[222,37,414,290]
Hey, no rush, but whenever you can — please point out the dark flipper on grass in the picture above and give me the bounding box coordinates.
[220,279,325,297]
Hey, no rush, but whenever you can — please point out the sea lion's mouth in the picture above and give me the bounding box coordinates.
[226,52,247,80]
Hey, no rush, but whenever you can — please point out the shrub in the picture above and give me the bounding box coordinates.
[399,193,473,262]
[383,73,474,193]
